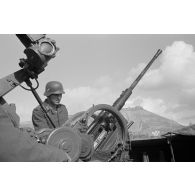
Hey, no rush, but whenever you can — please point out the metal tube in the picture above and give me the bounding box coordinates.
[113,49,162,111]
[25,79,56,129]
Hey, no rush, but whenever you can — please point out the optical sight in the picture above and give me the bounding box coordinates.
[16,34,59,77]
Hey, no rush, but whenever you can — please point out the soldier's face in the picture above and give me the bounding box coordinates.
[48,94,62,106]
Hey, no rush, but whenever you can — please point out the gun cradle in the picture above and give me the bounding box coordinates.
[61,104,129,161]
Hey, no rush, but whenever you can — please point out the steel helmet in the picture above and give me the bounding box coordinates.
[44,81,65,97]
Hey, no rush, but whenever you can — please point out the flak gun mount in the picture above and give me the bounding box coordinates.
[0,35,162,162]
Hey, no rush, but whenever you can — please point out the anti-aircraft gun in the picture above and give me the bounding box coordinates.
[46,49,162,162]
[0,35,162,162]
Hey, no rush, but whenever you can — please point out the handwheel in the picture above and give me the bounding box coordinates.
[46,126,82,161]
[65,104,128,161]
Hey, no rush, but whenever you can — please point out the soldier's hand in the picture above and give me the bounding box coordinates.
[36,128,52,144]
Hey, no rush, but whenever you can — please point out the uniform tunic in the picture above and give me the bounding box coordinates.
[32,99,68,131]
[0,106,70,162]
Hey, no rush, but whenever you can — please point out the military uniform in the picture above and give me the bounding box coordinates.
[32,99,68,131]
[0,106,70,162]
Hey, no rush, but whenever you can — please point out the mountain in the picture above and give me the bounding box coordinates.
[120,106,184,139]
[174,124,195,135]
[20,106,184,139]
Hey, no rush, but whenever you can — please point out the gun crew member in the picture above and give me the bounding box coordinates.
[32,81,68,131]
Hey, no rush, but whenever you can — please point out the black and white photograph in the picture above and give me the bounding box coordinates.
[0,1,195,195]
[1,34,195,162]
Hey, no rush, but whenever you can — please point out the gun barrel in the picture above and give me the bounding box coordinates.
[113,49,162,111]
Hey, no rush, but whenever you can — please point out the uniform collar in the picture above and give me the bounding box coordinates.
[43,99,61,112]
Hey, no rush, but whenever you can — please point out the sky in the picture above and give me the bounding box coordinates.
[0,34,195,126]
[1,0,195,193]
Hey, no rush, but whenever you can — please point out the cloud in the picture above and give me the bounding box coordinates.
[141,41,195,90]
[62,75,127,115]
[124,41,195,125]
[125,63,146,84]
[125,96,174,118]
[63,86,115,115]
[126,41,195,91]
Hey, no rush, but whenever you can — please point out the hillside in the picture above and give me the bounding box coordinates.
[121,106,184,138]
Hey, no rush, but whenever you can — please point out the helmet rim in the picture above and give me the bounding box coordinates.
[44,81,65,97]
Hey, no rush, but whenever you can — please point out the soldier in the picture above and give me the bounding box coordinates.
[32,81,68,131]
